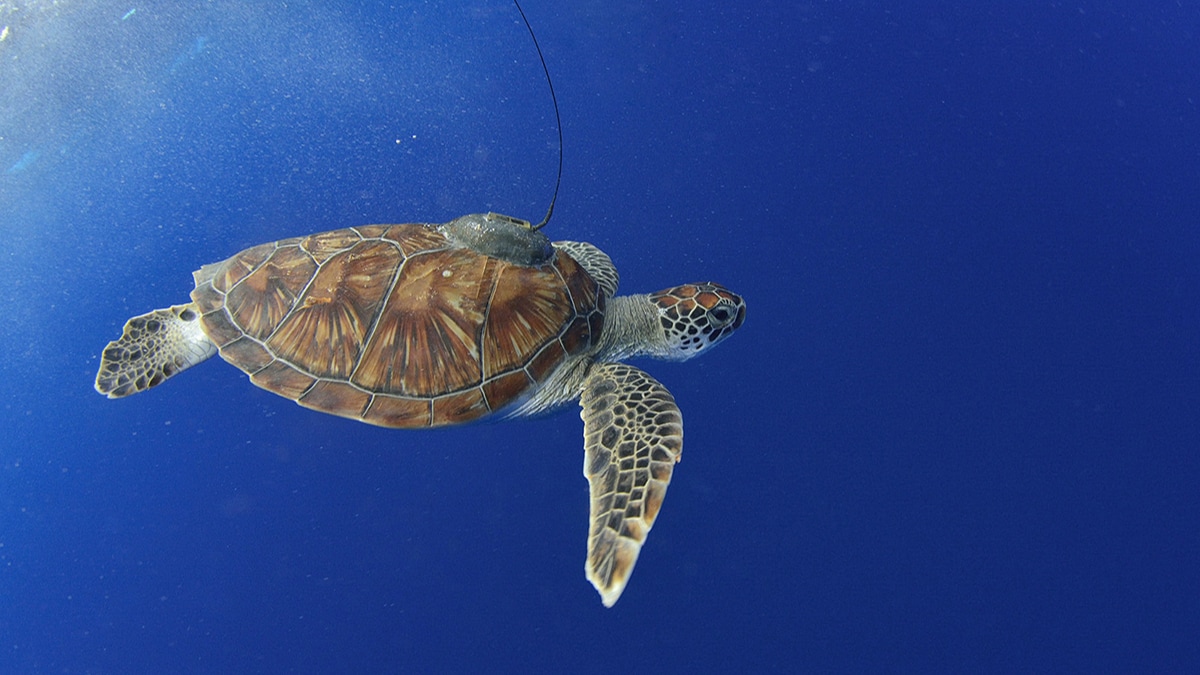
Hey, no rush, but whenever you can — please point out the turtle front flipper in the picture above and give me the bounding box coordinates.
[580,362,683,607]
[553,241,619,298]
[95,303,218,398]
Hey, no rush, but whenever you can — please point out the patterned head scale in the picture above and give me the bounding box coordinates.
[648,282,746,360]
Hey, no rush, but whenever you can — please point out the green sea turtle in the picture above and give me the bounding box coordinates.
[94,212,745,606]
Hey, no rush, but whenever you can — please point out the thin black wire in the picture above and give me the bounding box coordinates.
[513,0,563,231]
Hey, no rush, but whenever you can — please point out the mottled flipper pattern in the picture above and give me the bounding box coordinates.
[555,241,619,299]
[580,362,682,606]
[95,303,218,398]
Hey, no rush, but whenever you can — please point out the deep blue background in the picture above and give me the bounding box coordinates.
[2,0,1198,672]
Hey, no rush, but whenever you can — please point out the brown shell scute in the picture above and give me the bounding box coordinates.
[268,240,403,379]
[301,229,363,263]
[190,222,604,429]
[482,261,574,378]
[225,246,316,340]
[352,247,493,396]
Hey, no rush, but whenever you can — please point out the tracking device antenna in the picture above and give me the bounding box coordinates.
[513,0,563,232]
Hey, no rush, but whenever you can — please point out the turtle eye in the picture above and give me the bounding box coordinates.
[708,302,735,328]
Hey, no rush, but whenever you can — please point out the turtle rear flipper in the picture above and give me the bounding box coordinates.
[580,362,682,607]
[95,303,217,398]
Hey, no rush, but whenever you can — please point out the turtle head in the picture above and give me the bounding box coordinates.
[648,283,746,360]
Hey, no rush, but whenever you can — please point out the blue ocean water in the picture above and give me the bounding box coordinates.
[2,0,1198,671]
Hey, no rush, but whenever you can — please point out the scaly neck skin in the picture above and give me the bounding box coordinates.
[593,294,668,363]
[512,294,666,418]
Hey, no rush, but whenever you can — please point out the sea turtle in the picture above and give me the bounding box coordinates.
[95,212,745,606]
